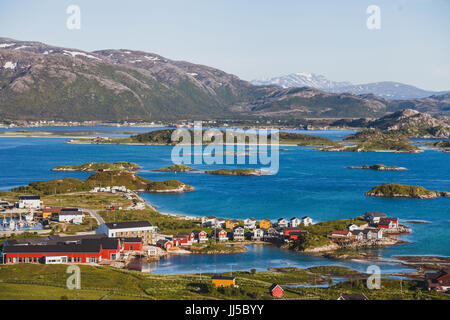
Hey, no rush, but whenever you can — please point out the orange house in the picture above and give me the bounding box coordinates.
[225,219,240,229]
[259,219,271,229]
[42,207,61,219]
[211,276,236,287]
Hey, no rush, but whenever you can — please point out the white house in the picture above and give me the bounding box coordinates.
[302,216,313,226]
[277,218,289,228]
[96,220,153,245]
[290,217,301,228]
[364,212,387,224]
[347,224,361,231]
[202,216,217,227]
[58,208,84,224]
[244,218,257,229]
[232,226,245,241]
[17,195,42,209]
[251,228,264,241]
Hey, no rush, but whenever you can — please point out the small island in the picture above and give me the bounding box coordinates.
[52,162,141,172]
[346,164,407,171]
[145,180,195,193]
[153,164,198,172]
[322,130,422,153]
[365,183,450,199]
[204,168,264,176]
[12,171,194,194]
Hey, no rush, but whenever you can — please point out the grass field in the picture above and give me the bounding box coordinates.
[0,264,448,300]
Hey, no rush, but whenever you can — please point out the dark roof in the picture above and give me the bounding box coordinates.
[365,211,387,217]
[192,230,206,235]
[269,283,284,291]
[302,216,311,219]
[82,238,119,250]
[59,211,83,216]
[206,216,216,219]
[290,217,299,220]
[120,237,142,243]
[339,293,369,300]
[278,218,288,222]
[105,221,152,229]
[49,234,106,244]
[211,276,235,280]
[19,195,40,200]
[3,243,101,254]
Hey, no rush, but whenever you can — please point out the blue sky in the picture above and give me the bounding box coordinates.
[1,0,449,90]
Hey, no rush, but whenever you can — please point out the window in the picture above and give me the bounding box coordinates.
[18,258,22,263]
[68,257,72,263]
[33,257,37,263]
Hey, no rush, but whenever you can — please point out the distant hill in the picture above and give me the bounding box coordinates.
[252,72,449,100]
[1,38,450,120]
[368,109,450,138]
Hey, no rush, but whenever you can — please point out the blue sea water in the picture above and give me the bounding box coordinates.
[0,127,449,274]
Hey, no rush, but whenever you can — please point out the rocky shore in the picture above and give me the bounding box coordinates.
[346,164,407,171]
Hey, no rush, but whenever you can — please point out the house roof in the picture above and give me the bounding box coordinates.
[365,211,387,218]
[278,218,288,222]
[302,216,311,219]
[19,195,40,200]
[269,283,284,292]
[290,217,299,220]
[192,230,206,235]
[59,211,84,216]
[245,217,257,221]
[332,230,350,235]
[212,276,235,280]
[105,221,152,229]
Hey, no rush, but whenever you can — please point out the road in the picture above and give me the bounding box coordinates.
[82,208,105,225]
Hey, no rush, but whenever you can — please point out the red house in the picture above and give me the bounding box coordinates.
[269,283,284,298]
[173,232,195,246]
[2,237,121,264]
[378,218,399,229]
[157,239,174,250]
[283,228,308,241]
[331,230,352,238]
[121,237,143,251]
[193,230,208,243]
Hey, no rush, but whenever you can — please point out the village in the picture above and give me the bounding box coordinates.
[1,193,448,297]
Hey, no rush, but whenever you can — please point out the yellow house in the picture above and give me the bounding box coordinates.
[225,219,239,229]
[259,219,271,229]
[211,276,236,287]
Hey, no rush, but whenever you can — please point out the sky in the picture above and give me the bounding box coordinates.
[1,0,449,91]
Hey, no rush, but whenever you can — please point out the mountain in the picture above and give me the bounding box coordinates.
[251,73,449,100]
[1,38,450,121]
[251,72,352,91]
[0,38,263,121]
[368,109,450,138]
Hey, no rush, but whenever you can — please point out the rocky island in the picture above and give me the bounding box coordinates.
[153,164,198,172]
[204,168,264,176]
[12,170,194,194]
[145,180,195,193]
[346,164,407,171]
[366,183,450,199]
[51,162,141,172]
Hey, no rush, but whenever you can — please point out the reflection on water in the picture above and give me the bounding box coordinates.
[141,244,415,275]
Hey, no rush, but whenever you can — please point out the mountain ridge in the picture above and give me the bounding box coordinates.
[1,38,450,121]
[251,72,449,100]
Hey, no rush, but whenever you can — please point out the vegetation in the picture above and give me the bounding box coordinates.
[204,169,263,176]
[52,162,141,172]
[99,208,207,235]
[0,264,448,300]
[11,171,192,194]
[291,218,367,251]
[339,129,420,153]
[276,132,340,147]
[145,180,194,192]
[346,164,407,171]
[154,164,197,172]
[366,183,448,198]
[188,242,246,254]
